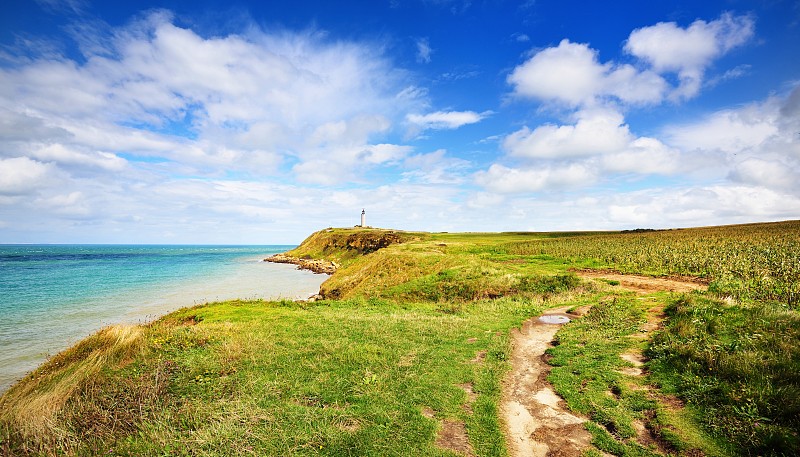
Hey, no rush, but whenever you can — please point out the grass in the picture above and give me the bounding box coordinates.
[547,292,728,456]
[647,294,800,455]
[2,221,799,456]
[1,296,565,455]
[0,325,144,450]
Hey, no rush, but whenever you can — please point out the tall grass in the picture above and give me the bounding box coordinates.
[647,295,800,454]
[0,325,144,453]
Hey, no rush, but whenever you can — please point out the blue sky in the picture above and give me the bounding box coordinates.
[1,0,799,244]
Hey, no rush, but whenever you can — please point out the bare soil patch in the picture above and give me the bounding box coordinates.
[502,306,592,457]
[573,269,707,294]
[436,419,474,456]
[423,401,475,456]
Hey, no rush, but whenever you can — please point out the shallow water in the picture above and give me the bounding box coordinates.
[0,245,327,392]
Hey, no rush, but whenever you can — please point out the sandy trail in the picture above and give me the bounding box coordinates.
[502,306,592,457]
[501,272,703,456]
[574,270,707,294]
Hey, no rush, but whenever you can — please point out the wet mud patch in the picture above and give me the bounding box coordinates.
[502,306,592,457]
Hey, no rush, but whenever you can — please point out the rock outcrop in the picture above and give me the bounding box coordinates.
[265,253,339,275]
[333,231,406,255]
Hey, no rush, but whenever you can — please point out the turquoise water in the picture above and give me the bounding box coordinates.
[0,245,328,392]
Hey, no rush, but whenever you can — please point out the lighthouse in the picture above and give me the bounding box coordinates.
[360,209,366,227]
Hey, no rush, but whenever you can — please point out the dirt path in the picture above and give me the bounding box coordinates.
[500,273,704,456]
[574,270,707,294]
[502,306,592,457]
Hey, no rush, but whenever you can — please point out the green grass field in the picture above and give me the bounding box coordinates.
[2,221,798,456]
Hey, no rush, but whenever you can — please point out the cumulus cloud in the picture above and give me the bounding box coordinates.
[503,109,632,159]
[729,158,797,191]
[508,13,754,107]
[600,137,681,175]
[0,157,55,195]
[664,86,800,194]
[490,12,768,202]
[507,39,667,106]
[665,103,780,154]
[475,163,596,193]
[625,12,755,100]
[476,105,707,202]
[0,10,461,241]
[401,149,471,184]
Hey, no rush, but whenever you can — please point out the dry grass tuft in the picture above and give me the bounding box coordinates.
[0,325,144,450]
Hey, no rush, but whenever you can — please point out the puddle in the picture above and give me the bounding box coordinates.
[538,314,571,325]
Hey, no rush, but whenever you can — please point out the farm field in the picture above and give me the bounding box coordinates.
[2,221,798,456]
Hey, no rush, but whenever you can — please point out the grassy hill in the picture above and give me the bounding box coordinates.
[2,221,798,456]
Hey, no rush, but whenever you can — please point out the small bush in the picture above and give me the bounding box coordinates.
[515,274,580,295]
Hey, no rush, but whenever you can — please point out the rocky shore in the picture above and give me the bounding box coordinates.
[265,253,339,275]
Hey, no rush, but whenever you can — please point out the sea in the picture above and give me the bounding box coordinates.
[0,245,328,393]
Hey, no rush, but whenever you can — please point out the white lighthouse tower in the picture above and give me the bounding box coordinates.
[360,209,366,227]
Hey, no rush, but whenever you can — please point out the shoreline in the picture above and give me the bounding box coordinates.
[264,253,340,275]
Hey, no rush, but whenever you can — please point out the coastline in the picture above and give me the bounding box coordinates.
[0,250,328,394]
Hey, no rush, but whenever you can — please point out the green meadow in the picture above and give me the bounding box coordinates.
[2,221,799,456]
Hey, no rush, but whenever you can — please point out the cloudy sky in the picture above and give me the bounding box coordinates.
[1,0,799,244]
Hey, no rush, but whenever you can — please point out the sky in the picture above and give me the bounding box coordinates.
[1,0,799,244]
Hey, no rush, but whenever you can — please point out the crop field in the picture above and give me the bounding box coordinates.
[503,220,800,307]
[1,221,798,456]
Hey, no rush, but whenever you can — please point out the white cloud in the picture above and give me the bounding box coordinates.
[662,86,800,194]
[292,143,411,184]
[508,40,605,106]
[625,12,755,100]
[402,149,471,184]
[499,107,683,179]
[29,144,127,171]
[665,104,779,153]
[706,64,751,87]
[508,13,754,107]
[466,192,504,209]
[34,191,91,217]
[416,37,432,63]
[512,33,530,43]
[600,137,681,175]
[475,163,596,193]
[0,157,55,195]
[406,110,487,130]
[729,158,797,190]
[607,185,800,226]
[507,39,667,106]
[503,109,632,159]
[478,101,702,197]
[0,11,426,188]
